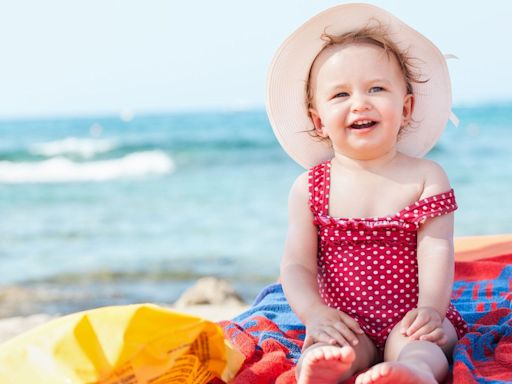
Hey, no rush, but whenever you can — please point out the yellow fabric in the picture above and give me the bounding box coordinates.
[0,304,243,384]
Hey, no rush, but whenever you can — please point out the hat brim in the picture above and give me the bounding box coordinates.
[266,3,452,169]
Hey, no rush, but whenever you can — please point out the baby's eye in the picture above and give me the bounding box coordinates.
[334,91,350,98]
[369,86,384,93]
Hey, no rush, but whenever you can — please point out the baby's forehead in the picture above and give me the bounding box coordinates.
[309,42,406,84]
[314,42,393,68]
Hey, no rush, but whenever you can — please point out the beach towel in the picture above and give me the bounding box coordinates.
[217,236,512,383]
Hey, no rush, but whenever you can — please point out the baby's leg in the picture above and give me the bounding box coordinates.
[297,332,378,384]
[355,318,458,384]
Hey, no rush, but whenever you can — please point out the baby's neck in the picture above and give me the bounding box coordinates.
[332,150,399,172]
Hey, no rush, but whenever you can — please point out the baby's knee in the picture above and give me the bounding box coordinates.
[383,318,458,361]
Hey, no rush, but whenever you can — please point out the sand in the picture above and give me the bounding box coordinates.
[0,275,252,344]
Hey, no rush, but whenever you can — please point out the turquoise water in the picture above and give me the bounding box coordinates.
[0,105,510,316]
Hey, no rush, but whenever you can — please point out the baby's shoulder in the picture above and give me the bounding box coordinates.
[289,171,310,200]
[400,156,451,198]
[292,170,310,187]
[287,171,315,215]
[400,155,446,176]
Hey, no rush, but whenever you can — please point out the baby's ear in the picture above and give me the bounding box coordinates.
[402,94,414,126]
[309,108,327,137]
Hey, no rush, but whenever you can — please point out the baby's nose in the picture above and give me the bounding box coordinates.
[351,103,371,113]
[350,94,371,112]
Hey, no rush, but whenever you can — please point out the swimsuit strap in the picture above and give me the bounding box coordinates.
[308,161,331,218]
[398,189,458,224]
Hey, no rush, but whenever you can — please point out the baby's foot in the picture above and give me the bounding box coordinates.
[297,345,356,384]
[355,361,436,384]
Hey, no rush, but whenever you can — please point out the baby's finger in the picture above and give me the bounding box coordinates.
[405,311,431,336]
[419,328,447,345]
[321,326,350,347]
[400,310,417,334]
[339,313,364,335]
[332,321,359,346]
[309,326,347,347]
[307,329,333,346]
[407,321,438,340]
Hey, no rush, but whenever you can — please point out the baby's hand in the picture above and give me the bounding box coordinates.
[303,304,364,350]
[400,306,447,345]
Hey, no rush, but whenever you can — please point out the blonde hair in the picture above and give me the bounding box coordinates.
[306,24,426,140]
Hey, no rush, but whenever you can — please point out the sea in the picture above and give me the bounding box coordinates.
[0,104,511,317]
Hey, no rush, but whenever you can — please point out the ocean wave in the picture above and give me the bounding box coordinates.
[0,150,174,183]
[29,137,117,158]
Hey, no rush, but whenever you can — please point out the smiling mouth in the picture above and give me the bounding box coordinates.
[350,120,377,129]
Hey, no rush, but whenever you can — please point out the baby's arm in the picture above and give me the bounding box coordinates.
[401,161,455,345]
[280,173,363,349]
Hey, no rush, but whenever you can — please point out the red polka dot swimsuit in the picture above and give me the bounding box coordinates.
[308,161,468,351]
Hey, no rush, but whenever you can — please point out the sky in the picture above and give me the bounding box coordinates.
[0,0,511,119]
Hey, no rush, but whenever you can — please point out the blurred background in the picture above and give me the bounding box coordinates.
[0,0,511,317]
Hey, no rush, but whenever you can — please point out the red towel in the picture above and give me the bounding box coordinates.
[217,253,512,383]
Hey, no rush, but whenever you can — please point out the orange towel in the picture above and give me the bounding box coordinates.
[455,234,512,261]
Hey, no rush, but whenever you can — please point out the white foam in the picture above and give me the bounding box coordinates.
[0,151,174,183]
[29,137,116,158]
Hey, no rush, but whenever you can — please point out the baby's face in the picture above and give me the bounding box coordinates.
[308,43,413,160]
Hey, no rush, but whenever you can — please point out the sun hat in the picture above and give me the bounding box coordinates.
[266,3,457,169]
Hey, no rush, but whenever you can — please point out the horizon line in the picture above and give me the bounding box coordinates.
[0,99,511,123]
